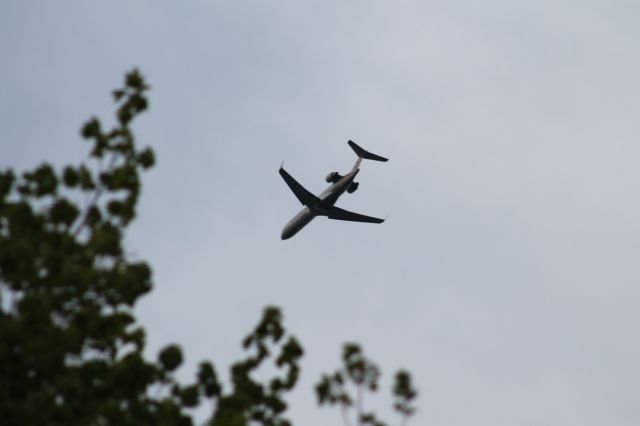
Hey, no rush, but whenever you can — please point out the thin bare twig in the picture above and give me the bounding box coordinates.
[356,384,364,426]
[341,405,353,426]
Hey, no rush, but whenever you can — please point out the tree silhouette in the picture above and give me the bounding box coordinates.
[0,70,416,425]
[316,343,417,426]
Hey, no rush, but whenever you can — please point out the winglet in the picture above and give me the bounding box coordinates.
[348,140,388,162]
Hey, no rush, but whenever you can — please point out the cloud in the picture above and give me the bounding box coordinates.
[2,1,639,424]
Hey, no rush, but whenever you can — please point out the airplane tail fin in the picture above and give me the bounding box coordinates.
[348,140,388,162]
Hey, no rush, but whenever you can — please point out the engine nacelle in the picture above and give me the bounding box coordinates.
[347,181,359,193]
[325,171,341,183]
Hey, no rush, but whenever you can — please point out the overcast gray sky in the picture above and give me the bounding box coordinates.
[2,1,640,425]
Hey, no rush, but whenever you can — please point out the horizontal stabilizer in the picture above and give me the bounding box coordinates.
[348,140,388,162]
[279,167,321,207]
[326,205,385,224]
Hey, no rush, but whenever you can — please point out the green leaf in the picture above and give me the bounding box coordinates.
[62,166,79,188]
[0,170,15,199]
[49,198,80,226]
[27,163,58,196]
[125,69,145,90]
[158,345,183,372]
[78,165,95,190]
[179,384,200,407]
[81,117,101,139]
[197,362,221,398]
[86,205,102,227]
[137,147,155,169]
[112,89,125,101]
[89,224,121,256]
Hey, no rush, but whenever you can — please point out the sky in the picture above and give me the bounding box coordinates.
[2,1,640,425]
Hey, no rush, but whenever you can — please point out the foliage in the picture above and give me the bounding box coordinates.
[316,344,417,426]
[0,70,415,426]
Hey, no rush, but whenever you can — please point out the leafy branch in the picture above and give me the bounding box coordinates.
[0,69,418,426]
[316,344,417,426]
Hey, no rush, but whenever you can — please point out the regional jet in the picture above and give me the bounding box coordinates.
[279,140,388,240]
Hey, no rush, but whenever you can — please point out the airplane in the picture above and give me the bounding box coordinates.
[279,140,388,240]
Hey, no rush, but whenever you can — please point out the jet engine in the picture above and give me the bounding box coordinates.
[325,171,341,183]
[347,181,359,193]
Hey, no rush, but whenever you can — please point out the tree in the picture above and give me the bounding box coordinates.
[0,70,416,425]
[316,344,417,426]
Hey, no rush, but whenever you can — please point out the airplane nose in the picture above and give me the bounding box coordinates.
[281,227,292,240]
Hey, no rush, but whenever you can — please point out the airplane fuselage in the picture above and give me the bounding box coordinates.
[281,169,359,240]
[279,140,387,240]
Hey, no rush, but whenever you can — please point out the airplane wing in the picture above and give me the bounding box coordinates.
[279,166,321,207]
[326,205,385,224]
